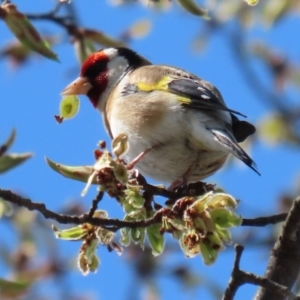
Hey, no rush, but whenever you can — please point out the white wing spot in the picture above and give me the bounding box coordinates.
[197,87,206,92]
[201,94,210,100]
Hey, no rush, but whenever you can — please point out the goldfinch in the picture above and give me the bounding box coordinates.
[61,47,259,186]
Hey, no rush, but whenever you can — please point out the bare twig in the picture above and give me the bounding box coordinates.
[242,213,287,226]
[0,188,288,232]
[223,245,300,300]
[87,190,104,218]
[0,188,162,231]
[25,2,81,37]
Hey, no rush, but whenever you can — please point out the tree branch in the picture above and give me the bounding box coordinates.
[87,189,104,218]
[255,196,300,300]
[0,188,162,231]
[223,245,300,300]
[25,2,81,37]
[242,213,287,227]
[0,188,288,232]
[143,180,215,202]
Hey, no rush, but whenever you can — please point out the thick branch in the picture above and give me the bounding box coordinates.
[223,245,300,300]
[0,188,288,231]
[0,188,162,231]
[255,196,300,300]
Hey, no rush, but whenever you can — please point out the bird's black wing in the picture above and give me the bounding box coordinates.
[168,78,246,118]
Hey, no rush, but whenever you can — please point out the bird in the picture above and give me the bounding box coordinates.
[61,47,260,188]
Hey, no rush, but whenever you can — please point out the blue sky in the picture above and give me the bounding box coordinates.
[1,1,300,299]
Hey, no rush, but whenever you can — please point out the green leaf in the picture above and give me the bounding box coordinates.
[198,231,224,265]
[59,95,80,120]
[125,188,145,209]
[78,252,89,276]
[175,0,209,18]
[78,239,100,275]
[258,113,292,145]
[210,208,242,228]
[112,133,129,158]
[96,227,115,245]
[130,227,145,249]
[179,232,200,258]
[207,231,223,251]
[85,239,99,263]
[244,0,259,6]
[83,29,125,48]
[0,198,13,218]
[122,200,135,214]
[0,153,32,174]
[215,226,231,244]
[127,19,152,39]
[89,254,100,273]
[189,192,214,213]
[120,227,131,246]
[147,224,164,256]
[0,3,59,61]
[93,210,108,219]
[52,225,88,241]
[141,0,171,10]
[262,0,289,25]
[0,278,30,297]
[199,240,218,265]
[112,162,128,184]
[207,193,238,209]
[45,157,95,183]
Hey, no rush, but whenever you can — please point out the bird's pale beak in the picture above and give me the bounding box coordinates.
[61,77,92,96]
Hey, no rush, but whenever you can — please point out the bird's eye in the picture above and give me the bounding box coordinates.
[82,60,107,78]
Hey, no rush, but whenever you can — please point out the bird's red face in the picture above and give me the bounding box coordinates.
[61,47,148,110]
[61,50,111,108]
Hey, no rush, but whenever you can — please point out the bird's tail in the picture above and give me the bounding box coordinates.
[211,129,260,175]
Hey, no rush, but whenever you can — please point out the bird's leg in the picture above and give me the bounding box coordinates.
[168,165,193,191]
[126,147,152,170]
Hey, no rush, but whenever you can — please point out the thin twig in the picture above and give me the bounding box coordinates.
[223,245,300,300]
[25,2,79,35]
[87,190,104,218]
[242,213,287,226]
[223,245,244,300]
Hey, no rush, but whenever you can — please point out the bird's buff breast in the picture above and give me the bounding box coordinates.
[128,142,228,183]
[109,119,228,183]
[105,92,228,183]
